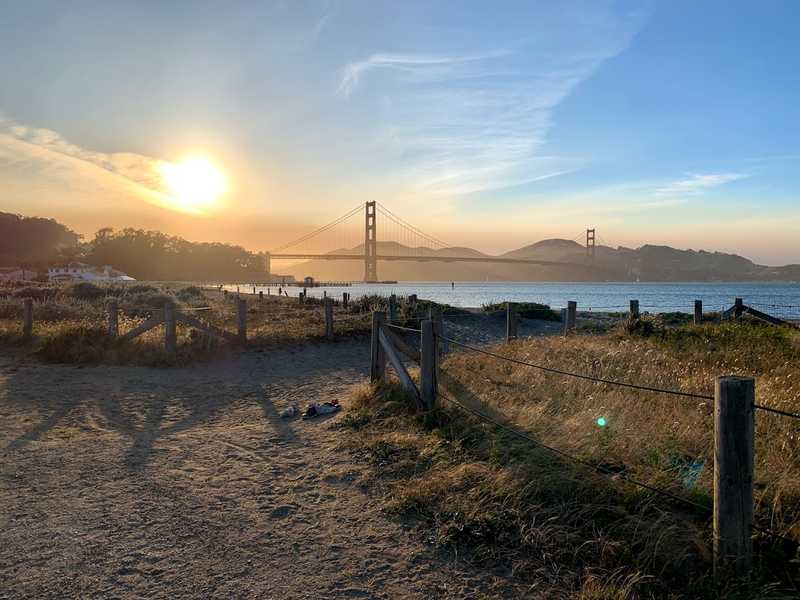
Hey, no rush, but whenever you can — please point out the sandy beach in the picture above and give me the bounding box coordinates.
[0,339,526,599]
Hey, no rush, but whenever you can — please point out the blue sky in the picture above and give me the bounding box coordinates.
[0,1,798,263]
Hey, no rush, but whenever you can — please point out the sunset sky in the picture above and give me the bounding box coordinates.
[1,1,798,264]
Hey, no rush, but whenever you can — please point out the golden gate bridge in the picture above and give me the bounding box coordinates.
[267,201,598,282]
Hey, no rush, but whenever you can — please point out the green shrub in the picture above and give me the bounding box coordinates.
[481,301,561,321]
[176,285,204,302]
[65,281,105,300]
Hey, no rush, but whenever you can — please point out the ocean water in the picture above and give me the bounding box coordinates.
[234,281,800,320]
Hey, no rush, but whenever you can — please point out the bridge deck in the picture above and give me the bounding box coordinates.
[271,253,591,269]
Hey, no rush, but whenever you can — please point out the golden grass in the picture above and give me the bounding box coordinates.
[0,283,373,365]
[341,323,800,598]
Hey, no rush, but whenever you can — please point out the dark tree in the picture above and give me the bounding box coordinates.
[0,212,81,267]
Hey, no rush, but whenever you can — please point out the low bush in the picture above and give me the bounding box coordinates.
[176,285,204,302]
[64,281,106,300]
[481,301,561,321]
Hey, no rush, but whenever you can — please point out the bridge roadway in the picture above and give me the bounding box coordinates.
[271,253,591,269]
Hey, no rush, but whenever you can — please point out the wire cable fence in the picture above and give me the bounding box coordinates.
[425,329,799,550]
[438,334,715,401]
[436,389,713,514]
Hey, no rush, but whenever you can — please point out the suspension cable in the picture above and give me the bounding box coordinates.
[271,203,363,253]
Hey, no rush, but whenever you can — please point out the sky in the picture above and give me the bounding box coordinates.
[1,0,798,265]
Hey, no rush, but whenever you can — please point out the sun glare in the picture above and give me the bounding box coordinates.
[159,157,226,211]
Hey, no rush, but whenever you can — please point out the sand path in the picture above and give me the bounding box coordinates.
[0,342,505,599]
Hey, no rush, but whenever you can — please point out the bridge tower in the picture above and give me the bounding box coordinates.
[364,201,378,282]
[586,228,596,259]
[264,251,271,282]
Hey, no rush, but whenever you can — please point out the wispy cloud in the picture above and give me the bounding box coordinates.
[655,172,749,196]
[337,50,509,97]
[0,117,201,215]
[333,6,648,199]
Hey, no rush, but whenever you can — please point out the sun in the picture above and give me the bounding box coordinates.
[159,157,226,211]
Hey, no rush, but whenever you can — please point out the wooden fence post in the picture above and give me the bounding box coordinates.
[420,319,437,410]
[370,311,386,382]
[563,301,577,335]
[164,302,177,354]
[342,292,349,309]
[107,300,119,339]
[324,297,334,339]
[734,298,744,321]
[389,294,397,321]
[506,301,518,342]
[23,298,33,340]
[238,299,247,343]
[714,376,754,580]
[694,300,703,325]
[629,299,640,319]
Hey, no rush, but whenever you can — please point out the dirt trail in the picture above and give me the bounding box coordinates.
[0,342,502,599]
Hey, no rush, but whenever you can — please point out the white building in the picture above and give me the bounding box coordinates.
[48,263,136,283]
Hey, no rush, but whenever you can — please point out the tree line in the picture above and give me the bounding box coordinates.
[1,212,270,282]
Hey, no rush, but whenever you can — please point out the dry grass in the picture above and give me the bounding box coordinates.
[0,282,378,366]
[340,321,800,598]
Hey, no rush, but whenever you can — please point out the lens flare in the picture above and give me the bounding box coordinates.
[596,416,607,427]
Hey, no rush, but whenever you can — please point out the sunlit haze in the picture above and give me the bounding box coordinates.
[159,158,226,213]
[1,1,798,264]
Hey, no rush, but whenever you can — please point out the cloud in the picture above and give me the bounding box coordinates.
[0,118,202,215]
[333,6,649,199]
[655,173,749,196]
[337,51,509,97]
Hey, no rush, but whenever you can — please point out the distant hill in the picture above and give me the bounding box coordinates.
[282,239,800,282]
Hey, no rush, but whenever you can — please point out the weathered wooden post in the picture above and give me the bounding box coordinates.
[164,302,177,354]
[324,296,334,339]
[714,376,754,580]
[342,292,349,309]
[107,300,119,339]
[506,301,518,342]
[22,298,33,340]
[430,315,443,382]
[629,299,640,319]
[370,311,386,382]
[694,300,703,325]
[389,294,397,321]
[563,301,577,335]
[420,319,437,410]
[734,298,744,321]
[237,298,247,343]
